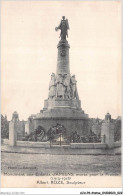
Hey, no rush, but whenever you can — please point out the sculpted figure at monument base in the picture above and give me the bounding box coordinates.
[63,74,71,99]
[71,75,79,100]
[48,73,56,99]
[48,73,79,100]
[56,74,65,99]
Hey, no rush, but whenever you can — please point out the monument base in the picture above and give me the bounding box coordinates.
[44,98,82,110]
[34,100,89,137]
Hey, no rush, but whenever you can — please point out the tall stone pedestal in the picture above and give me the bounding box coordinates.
[57,40,70,75]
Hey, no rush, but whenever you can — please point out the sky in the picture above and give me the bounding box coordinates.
[1,1,122,121]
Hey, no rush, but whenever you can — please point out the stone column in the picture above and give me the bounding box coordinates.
[101,113,115,148]
[56,40,70,75]
[9,111,19,146]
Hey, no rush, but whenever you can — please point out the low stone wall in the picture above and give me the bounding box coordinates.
[1,139,9,145]
[114,141,121,148]
[1,144,121,155]
[16,141,50,148]
[70,143,107,149]
[2,138,121,151]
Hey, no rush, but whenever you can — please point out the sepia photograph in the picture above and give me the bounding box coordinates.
[1,0,122,190]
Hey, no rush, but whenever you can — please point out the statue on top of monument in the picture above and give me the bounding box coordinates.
[55,16,70,40]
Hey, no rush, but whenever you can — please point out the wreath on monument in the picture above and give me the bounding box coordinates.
[26,126,46,142]
[47,123,66,140]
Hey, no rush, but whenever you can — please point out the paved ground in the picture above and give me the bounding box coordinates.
[1,152,121,176]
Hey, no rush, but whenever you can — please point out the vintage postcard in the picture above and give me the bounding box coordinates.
[1,0,122,191]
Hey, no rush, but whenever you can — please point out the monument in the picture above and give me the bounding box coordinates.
[33,16,89,138]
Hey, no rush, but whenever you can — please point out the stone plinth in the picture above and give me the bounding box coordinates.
[39,107,87,119]
[44,98,81,110]
[57,40,70,75]
[38,96,89,137]
[34,116,89,137]
[9,121,18,146]
[34,103,89,137]
[101,121,115,148]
